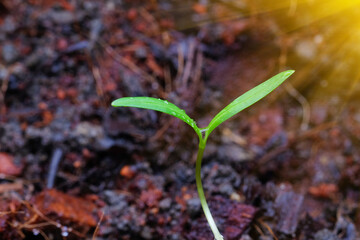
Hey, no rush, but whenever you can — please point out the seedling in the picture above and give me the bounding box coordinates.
[112,70,294,240]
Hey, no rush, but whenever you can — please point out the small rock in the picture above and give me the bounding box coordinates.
[159,198,172,211]
[0,64,8,79]
[50,11,75,24]
[2,16,16,33]
[314,229,340,240]
[25,126,53,145]
[275,188,304,235]
[186,198,201,217]
[121,71,145,96]
[140,226,153,239]
[219,183,234,195]
[73,122,104,146]
[0,152,22,176]
[95,137,115,150]
[140,189,163,207]
[135,47,148,59]
[103,190,128,208]
[168,233,185,240]
[230,192,243,202]
[116,219,130,231]
[240,234,253,240]
[2,43,19,63]
[218,144,252,163]
[0,122,25,151]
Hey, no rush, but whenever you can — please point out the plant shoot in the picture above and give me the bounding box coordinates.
[112,70,295,240]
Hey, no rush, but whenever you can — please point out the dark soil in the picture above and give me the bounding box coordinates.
[0,0,359,240]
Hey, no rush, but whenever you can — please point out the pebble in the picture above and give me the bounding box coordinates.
[50,11,75,24]
[2,43,19,63]
[186,198,201,217]
[0,122,25,151]
[0,64,8,79]
[159,198,172,211]
[140,226,153,239]
[314,229,339,240]
[25,126,53,145]
[168,233,185,240]
[0,152,22,176]
[217,144,252,163]
[121,72,145,96]
[116,219,129,231]
[240,234,253,240]
[103,190,128,207]
[219,182,234,195]
[135,47,148,59]
[2,16,16,33]
[73,122,105,146]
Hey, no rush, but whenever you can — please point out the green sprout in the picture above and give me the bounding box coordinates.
[111,70,295,240]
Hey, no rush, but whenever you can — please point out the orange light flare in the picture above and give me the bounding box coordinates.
[211,0,360,103]
[263,0,360,104]
[167,0,360,104]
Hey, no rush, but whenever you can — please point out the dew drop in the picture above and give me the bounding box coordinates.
[32,229,40,236]
[61,226,69,237]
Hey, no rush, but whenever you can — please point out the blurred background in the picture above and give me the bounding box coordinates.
[0,0,359,239]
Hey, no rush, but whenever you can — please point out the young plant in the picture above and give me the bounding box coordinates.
[112,70,295,240]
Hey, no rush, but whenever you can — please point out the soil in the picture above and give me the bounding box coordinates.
[0,0,359,240]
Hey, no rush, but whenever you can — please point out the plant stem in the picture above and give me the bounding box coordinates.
[196,140,224,240]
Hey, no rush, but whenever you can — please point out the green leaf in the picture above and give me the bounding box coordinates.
[206,70,295,137]
[111,97,201,138]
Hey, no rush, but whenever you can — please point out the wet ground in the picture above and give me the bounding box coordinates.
[0,0,359,239]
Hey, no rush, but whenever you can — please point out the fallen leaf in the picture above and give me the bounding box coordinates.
[34,189,98,227]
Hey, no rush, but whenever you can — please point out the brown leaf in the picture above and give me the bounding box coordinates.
[34,189,98,227]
